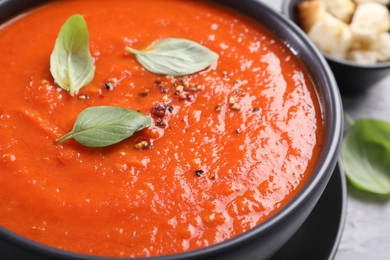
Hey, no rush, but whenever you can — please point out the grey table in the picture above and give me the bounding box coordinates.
[263,0,390,259]
[335,81,390,260]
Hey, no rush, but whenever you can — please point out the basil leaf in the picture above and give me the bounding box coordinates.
[125,38,219,76]
[341,119,390,195]
[50,14,95,96]
[56,106,152,147]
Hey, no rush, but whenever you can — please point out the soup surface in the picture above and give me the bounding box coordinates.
[0,0,323,257]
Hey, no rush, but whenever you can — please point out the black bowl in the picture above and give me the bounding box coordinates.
[0,0,343,259]
[282,0,390,95]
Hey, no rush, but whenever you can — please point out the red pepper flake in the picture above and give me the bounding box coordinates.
[197,84,204,91]
[234,80,242,87]
[162,95,170,103]
[228,96,236,105]
[104,82,113,90]
[231,103,242,111]
[138,89,150,97]
[234,129,240,135]
[155,80,162,84]
[179,77,190,87]
[167,106,174,113]
[151,102,167,117]
[156,121,167,128]
[189,86,198,92]
[135,140,149,150]
[253,107,260,112]
[215,104,223,112]
[176,85,184,92]
[78,94,89,100]
[195,170,204,177]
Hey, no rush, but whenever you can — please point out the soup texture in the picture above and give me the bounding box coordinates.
[0,0,323,257]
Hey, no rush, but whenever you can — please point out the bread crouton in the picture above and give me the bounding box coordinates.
[308,13,352,59]
[320,0,356,23]
[354,0,389,5]
[297,0,326,32]
[347,50,378,64]
[374,32,390,62]
[351,2,390,34]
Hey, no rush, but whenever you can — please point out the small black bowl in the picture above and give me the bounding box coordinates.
[0,0,343,259]
[282,0,390,95]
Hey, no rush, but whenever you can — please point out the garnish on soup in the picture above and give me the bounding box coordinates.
[125,38,219,76]
[55,106,152,148]
[50,14,95,96]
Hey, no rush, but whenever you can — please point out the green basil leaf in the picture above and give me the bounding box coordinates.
[50,14,95,96]
[341,119,390,195]
[125,38,219,76]
[56,106,152,147]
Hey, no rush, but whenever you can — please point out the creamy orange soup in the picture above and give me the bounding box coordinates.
[0,0,323,257]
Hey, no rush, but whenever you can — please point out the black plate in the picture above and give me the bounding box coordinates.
[0,165,346,260]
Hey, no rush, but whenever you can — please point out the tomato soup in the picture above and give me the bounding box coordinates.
[0,0,323,257]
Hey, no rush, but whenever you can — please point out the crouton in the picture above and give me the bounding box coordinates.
[354,0,390,5]
[297,0,326,32]
[320,0,356,23]
[308,13,353,59]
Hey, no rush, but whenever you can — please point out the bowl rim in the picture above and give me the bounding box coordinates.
[281,0,390,69]
[0,0,344,259]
